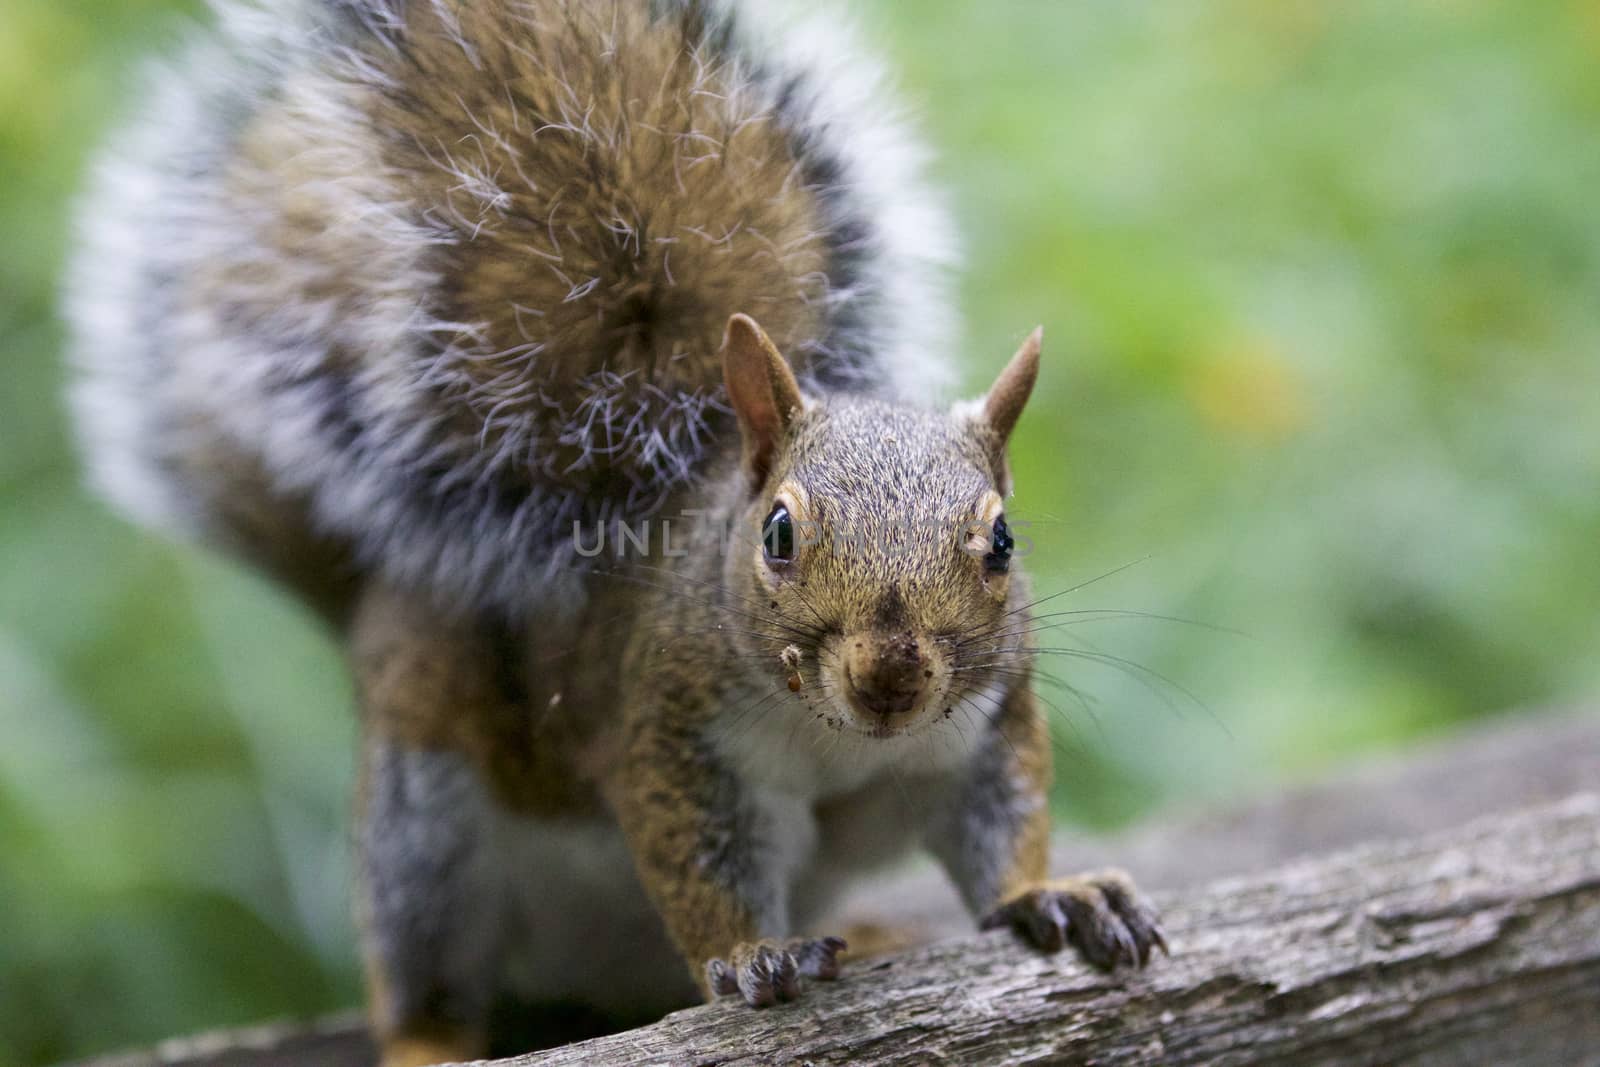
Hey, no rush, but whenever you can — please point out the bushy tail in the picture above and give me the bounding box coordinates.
[66,0,955,614]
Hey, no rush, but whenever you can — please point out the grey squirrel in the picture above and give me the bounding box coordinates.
[65,2,1165,1065]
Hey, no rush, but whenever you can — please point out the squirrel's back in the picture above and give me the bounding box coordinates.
[66,0,955,616]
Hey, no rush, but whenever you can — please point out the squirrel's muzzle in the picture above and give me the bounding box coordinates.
[843,631,929,719]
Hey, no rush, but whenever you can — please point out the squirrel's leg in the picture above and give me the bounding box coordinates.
[357,736,503,1066]
[614,714,845,1009]
[929,685,1167,969]
[351,586,510,1066]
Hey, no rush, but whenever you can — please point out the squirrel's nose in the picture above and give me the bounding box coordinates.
[844,631,927,717]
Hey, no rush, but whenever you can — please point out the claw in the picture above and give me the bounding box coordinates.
[706,957,739,996]
[788,934,847,980]
[982,869,1167,971]
[705,935,848,1008]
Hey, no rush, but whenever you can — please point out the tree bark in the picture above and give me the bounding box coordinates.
[71,709,1600,1067]
[503,793,1600,1066]
[836,706,1600,941]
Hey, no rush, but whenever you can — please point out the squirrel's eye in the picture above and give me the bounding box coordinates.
[762,504,796,564]
[984,515,1013,575]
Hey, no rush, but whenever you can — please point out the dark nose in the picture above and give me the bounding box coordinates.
[846,631,926,716]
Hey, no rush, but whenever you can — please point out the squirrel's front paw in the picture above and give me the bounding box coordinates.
[705,935,847,1008]
[982,869,1166,970]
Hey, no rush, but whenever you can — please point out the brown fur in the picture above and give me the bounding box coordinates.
[171,422,362,625]
[618,773,763,996]
[362,953,485,1067]
[378,1035,482,1067]
[349,582,615,817]
[612,620,764,991]
[369,0,836,494]
[995,686,1054,898]
[825,921,921,961]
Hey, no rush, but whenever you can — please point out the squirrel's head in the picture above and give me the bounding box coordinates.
[720,314,1040,741]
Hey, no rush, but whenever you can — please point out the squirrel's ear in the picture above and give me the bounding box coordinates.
[982,326,1042,449]
[721,313,805,489]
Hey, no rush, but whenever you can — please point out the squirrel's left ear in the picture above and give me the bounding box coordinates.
[722,313,805,491]
[980,325,1041,451]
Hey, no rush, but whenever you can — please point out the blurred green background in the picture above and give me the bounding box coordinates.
[3,0,1599,1062]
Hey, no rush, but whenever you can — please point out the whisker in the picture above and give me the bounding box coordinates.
[779,577,836,635]
[957,607,1246,649]
[982,556,1154,634]
[969,644,1224,736]
[715,687,791,748]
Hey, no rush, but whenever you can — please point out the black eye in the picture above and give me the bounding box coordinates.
[762,504,796,564]
[985,515,1013,575]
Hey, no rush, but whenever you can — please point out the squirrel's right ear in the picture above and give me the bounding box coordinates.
[722,313,805,490]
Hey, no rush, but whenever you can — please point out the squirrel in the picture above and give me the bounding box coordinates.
[65,2,1165,1065]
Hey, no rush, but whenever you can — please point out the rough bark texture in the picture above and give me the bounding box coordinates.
[70,708,1600,1067]
[838,706,1600,941]
[509,793,1600,1066]
[74,1015,373,1067]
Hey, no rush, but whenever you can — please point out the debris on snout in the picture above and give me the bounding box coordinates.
[781,644,804,692]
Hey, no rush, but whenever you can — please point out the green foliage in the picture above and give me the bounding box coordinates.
[2,0,1598,1061]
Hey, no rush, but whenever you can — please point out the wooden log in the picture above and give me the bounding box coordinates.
[69,709,1600,1067]
[502,793,1600,1066]
[840,706,1600,941]
[70,1013,373,1067]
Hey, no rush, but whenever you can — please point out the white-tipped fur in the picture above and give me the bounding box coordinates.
[65,0,959,615]
[725,0,959,401]
[64,7,277,540]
